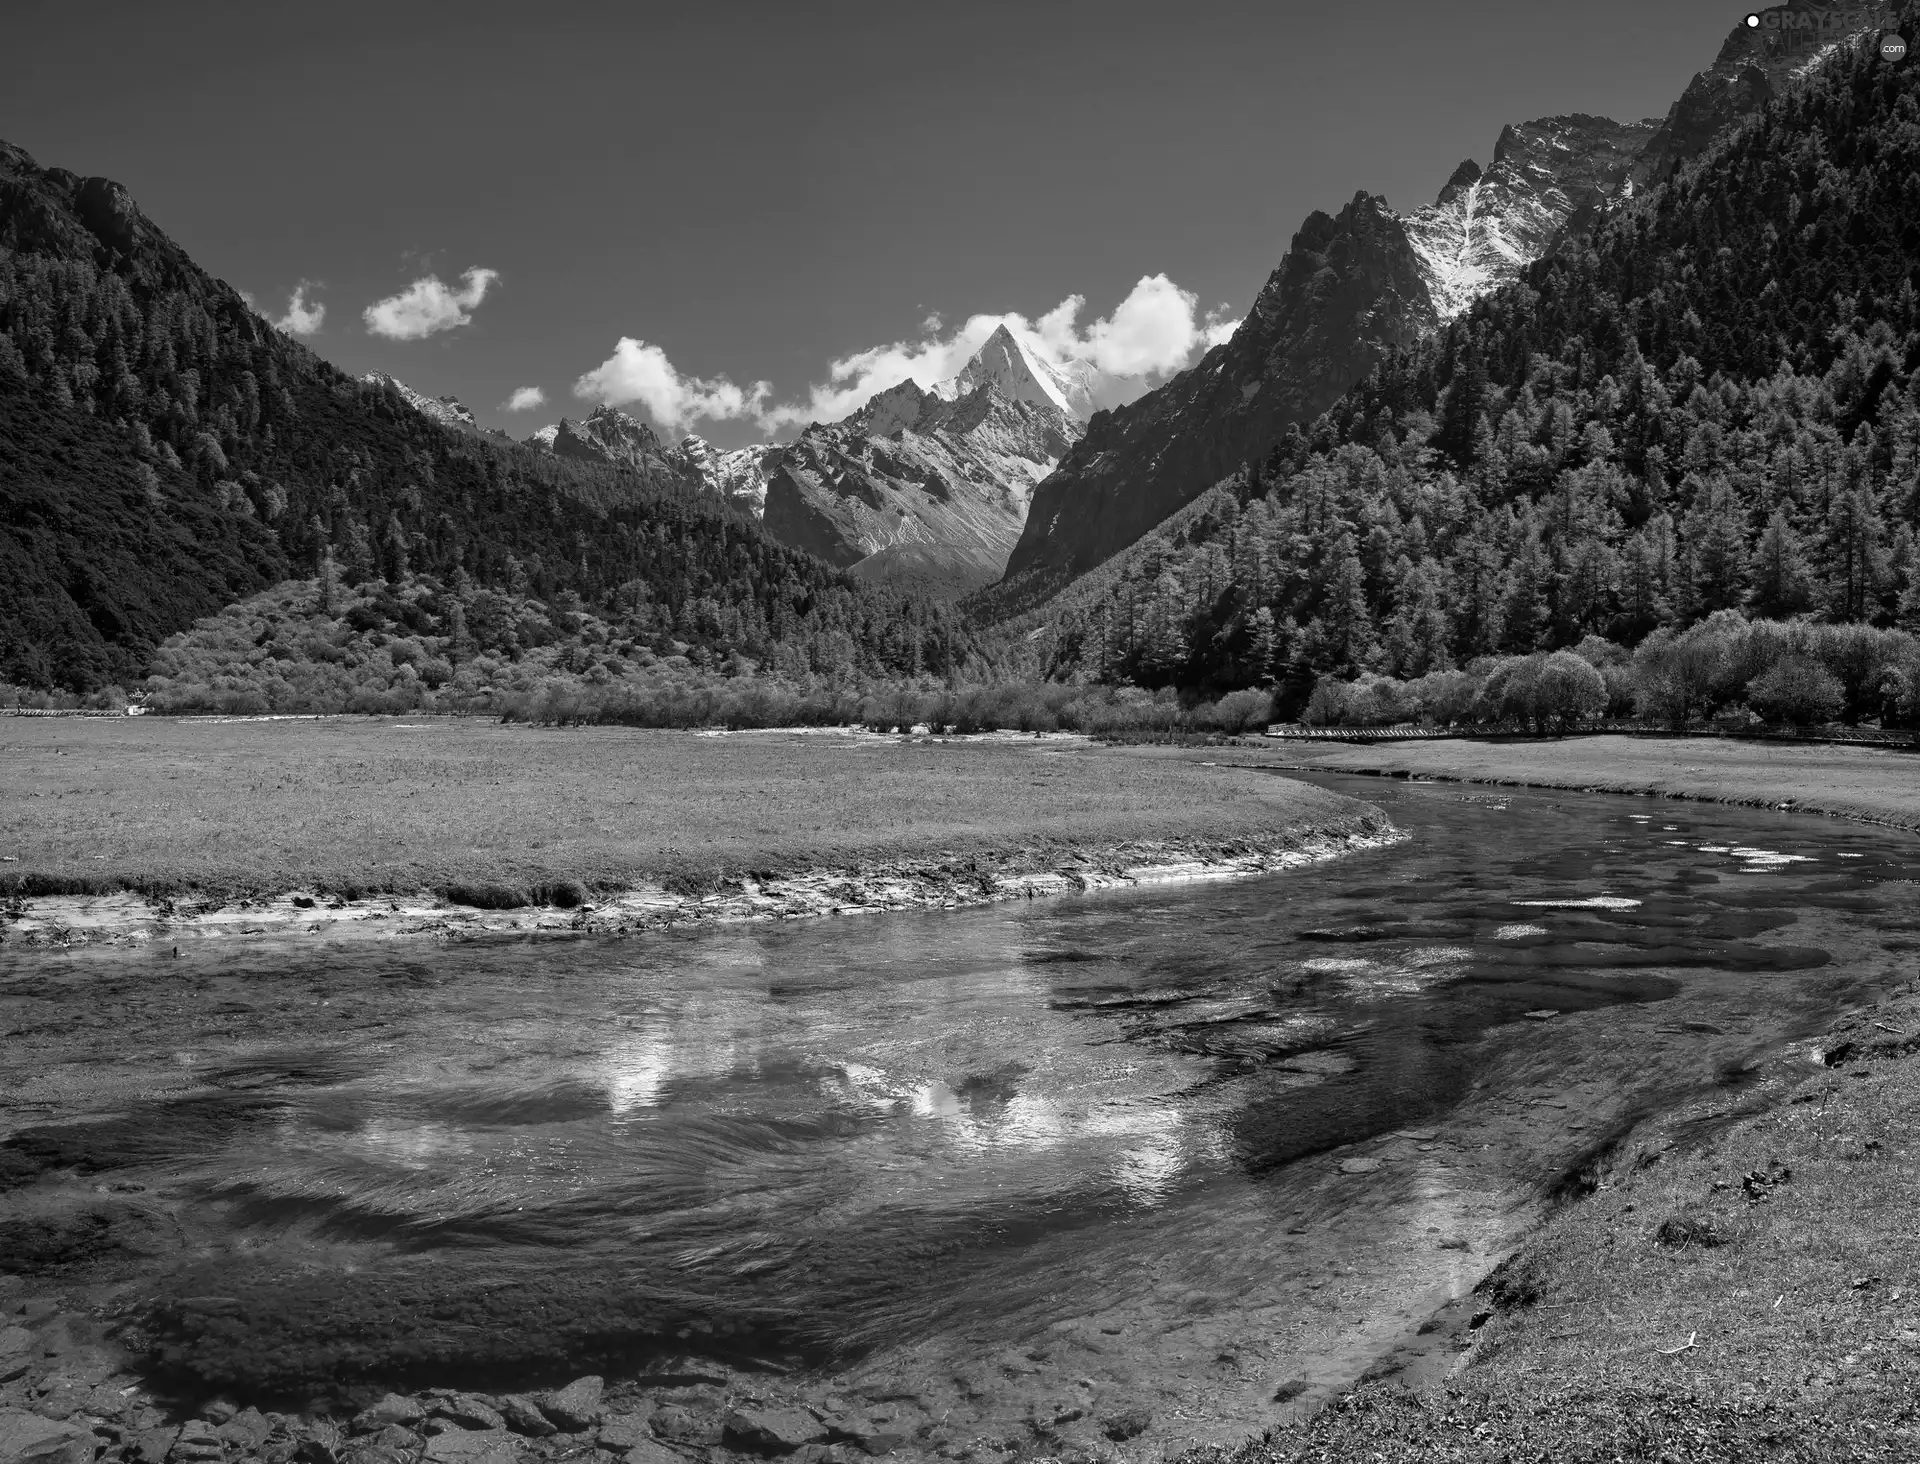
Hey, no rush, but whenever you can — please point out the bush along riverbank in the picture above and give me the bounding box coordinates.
[1211,983,1920,1463]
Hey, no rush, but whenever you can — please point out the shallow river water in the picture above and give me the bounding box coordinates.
[5,773,1920,1456]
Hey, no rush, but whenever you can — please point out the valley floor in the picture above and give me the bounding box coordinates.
[0,717,1384,948]
[1198,734,1920,1461]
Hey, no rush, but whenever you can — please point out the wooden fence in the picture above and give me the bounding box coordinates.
[0,707,137,718]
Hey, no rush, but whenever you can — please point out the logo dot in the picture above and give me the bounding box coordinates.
[1746,12,1761,26]
[1883,33,1909,61]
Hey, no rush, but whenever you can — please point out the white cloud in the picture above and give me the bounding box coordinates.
[572,275,1234,436]
[274,283,326,337]
[502,385,546,412]
[572,338,771,433]
[761,274,1228,431]
[1203,304,1241,348]
[363,267,499,340]
[1029,274,1214,378]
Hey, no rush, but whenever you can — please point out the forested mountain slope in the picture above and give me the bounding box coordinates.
[989,2,1898,616]
[991,192,1436,608]
[0,141,965,689]
[1018,16,1920,693]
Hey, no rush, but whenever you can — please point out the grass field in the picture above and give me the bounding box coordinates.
[1257,735,1920,835]
[0,716,1368,900]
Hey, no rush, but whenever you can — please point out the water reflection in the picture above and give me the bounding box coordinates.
[6,773,1919,1422]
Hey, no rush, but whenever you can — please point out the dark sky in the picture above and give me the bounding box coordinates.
[10,0,1744,446]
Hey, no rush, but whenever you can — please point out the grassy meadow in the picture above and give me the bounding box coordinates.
[0,715,1368,900]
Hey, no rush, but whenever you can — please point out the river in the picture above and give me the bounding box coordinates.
[3,773,1917,1458]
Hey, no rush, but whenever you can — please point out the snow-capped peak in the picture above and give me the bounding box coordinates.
[934,324,1105,423]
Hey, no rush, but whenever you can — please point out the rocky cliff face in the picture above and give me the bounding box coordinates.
[678,435,783,516]
[1402,115,1659,320]
[998,191,1436,597]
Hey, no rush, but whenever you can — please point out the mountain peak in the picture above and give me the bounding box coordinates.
[937,325,1103,423]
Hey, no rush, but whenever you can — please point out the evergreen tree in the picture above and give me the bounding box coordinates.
[1748,508,1815,618]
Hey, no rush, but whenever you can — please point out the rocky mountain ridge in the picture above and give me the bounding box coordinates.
[764,372,1078,597]
[540,326,1094,597]
[359,372,483,436]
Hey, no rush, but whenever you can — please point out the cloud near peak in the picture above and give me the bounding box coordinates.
[572,339,771,434]
[502,385,546,412]
[574,274,1239,437]
[273,283,326,337]
[364,267,500,341]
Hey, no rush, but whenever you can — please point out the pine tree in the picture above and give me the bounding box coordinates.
[1684,477,1750,615]
[1501,529,1551,652]
[1748,509,1815,618]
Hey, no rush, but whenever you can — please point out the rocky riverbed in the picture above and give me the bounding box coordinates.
[0,1305,950,1464]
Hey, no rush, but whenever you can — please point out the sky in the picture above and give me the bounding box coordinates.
[9,0,1746,448]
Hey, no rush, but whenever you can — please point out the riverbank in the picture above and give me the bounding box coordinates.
[1258,734,1920,835]
[0,719,1384,949]
[1205,735,1920,1461]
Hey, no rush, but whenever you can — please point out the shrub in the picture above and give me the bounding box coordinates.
[1746,656,1844,726]
[443,883,531,910]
